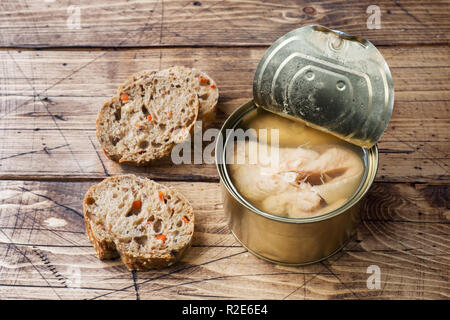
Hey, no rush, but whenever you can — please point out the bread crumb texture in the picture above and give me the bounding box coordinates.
[159,66,219,121]
[83,174,194,270]
[97,73,199,165]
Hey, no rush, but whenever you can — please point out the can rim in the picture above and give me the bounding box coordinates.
[215,99,379,224]
[252,24,394,149]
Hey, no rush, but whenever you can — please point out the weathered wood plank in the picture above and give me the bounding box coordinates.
[0,180,448,299]
[0,0,448,48]
[0,130,448,183]
[0,46,448,182]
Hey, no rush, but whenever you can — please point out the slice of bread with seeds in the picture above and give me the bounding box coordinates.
[158,66,218,125]
[117,69,156,93]
[97,73,199,165]
[83,174,194,270]
[119,66,218,126]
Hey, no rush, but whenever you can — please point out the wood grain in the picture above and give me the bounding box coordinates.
[0,46,448,182]
[0,180,447,300]
[0,0,448,48]
[0,0,449,301]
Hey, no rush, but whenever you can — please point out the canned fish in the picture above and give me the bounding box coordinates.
[216,100,378,265]
[216,25,390,264]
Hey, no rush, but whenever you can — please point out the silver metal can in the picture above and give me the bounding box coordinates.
[216,100,379,265]
[216,25,391,264]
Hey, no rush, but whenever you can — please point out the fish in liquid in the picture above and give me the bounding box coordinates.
[227,108,367,219]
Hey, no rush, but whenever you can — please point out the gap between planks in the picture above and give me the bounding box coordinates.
[0,175,449,188]
[0,42,448,51]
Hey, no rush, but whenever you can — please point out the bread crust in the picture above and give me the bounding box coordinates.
[83,175,194,270]
[117,69,156,93]
[118,66,219,126]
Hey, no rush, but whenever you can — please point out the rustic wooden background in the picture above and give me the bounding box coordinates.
[0,0,448,300]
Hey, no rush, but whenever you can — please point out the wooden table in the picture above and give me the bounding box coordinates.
[0,0,448,300]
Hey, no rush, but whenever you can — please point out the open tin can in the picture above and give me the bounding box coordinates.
[216,25,394,265]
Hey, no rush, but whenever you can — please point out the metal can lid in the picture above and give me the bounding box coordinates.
[253,25,394,148]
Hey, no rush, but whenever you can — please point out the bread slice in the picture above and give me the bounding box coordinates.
[119,66,218,125]
[117,69,156,93]
[97,73,199,165]
[158,66,218,125]
[83,174,195,270]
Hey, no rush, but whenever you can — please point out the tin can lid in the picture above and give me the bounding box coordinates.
[253,25,394,148]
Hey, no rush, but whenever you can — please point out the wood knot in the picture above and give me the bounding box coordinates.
[303,7,316,15]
